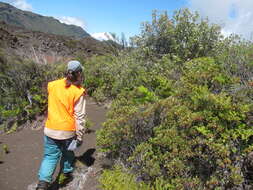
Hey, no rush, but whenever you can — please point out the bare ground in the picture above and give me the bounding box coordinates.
[0,98,108,190]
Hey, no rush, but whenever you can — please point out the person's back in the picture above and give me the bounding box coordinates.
[46,78,84,131]
[36,60,86,190]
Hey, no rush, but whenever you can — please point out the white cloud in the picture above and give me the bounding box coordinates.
[188,0,253,39]
[8,0,33,11]
[91,32,115,41]
[57,16,86,29]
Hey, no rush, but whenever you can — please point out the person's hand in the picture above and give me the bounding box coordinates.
[77,139,83,147]
[85,128,90,134]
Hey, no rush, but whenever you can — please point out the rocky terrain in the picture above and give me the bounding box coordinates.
[0,21,111,64]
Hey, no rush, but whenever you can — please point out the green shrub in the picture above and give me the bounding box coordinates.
[0,54,65,131]
[81,49,175,102]
[94,9,253,190]
[97,57,253,189]
[132,9,222,61]
[100,165,149,190]
[100,165,176,190]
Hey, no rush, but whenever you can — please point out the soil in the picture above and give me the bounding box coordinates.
[0,98,108,190]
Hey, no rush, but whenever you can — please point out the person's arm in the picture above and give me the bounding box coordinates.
[74,95,86,141]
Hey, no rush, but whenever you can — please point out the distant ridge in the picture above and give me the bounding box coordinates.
[0,2,89,39]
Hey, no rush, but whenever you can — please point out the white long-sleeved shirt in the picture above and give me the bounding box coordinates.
[44,95,86,140]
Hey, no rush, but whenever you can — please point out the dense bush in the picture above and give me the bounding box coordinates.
[0,52,65,132]
[81,50,173,102]
[100,165,173,190]
[132,9,222,61]
[94,9,253,190]
[97,57,253,189]
[99,165,149,190]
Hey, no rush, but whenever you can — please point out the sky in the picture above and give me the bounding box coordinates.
[1,0,253,40]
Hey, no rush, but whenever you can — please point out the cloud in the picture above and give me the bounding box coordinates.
[57,16,86,29]
[188,0,253,39]
[91,32,115,41]
[7,0,33,11]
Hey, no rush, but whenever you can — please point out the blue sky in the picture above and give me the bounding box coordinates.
[32,0,187,37]
[1,0,187,39]
[2,0,253,40]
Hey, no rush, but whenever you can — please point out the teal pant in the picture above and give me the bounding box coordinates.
[38,136,75,183]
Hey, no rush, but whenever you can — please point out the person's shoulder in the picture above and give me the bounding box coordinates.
[48,78,65,89]
[72,85,85,94]
[49,78,65,85]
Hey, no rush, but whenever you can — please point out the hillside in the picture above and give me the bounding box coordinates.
[0,2,89,39]
[0,21,111,63]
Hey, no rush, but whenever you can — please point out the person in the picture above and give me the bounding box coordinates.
[36,60,86,190]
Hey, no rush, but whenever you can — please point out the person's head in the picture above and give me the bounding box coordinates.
[65,60,84,87]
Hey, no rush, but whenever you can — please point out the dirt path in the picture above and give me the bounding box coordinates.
[0,98,107,190]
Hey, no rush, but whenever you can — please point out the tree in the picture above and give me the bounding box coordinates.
[132,9,222,61]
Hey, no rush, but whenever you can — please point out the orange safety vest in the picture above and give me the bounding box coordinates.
[45,78,85,131]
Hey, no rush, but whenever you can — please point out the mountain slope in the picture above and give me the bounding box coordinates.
[0,2,89,39]
[0,21,111,64]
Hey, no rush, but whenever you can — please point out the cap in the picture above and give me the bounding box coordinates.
[67,60,83,72]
